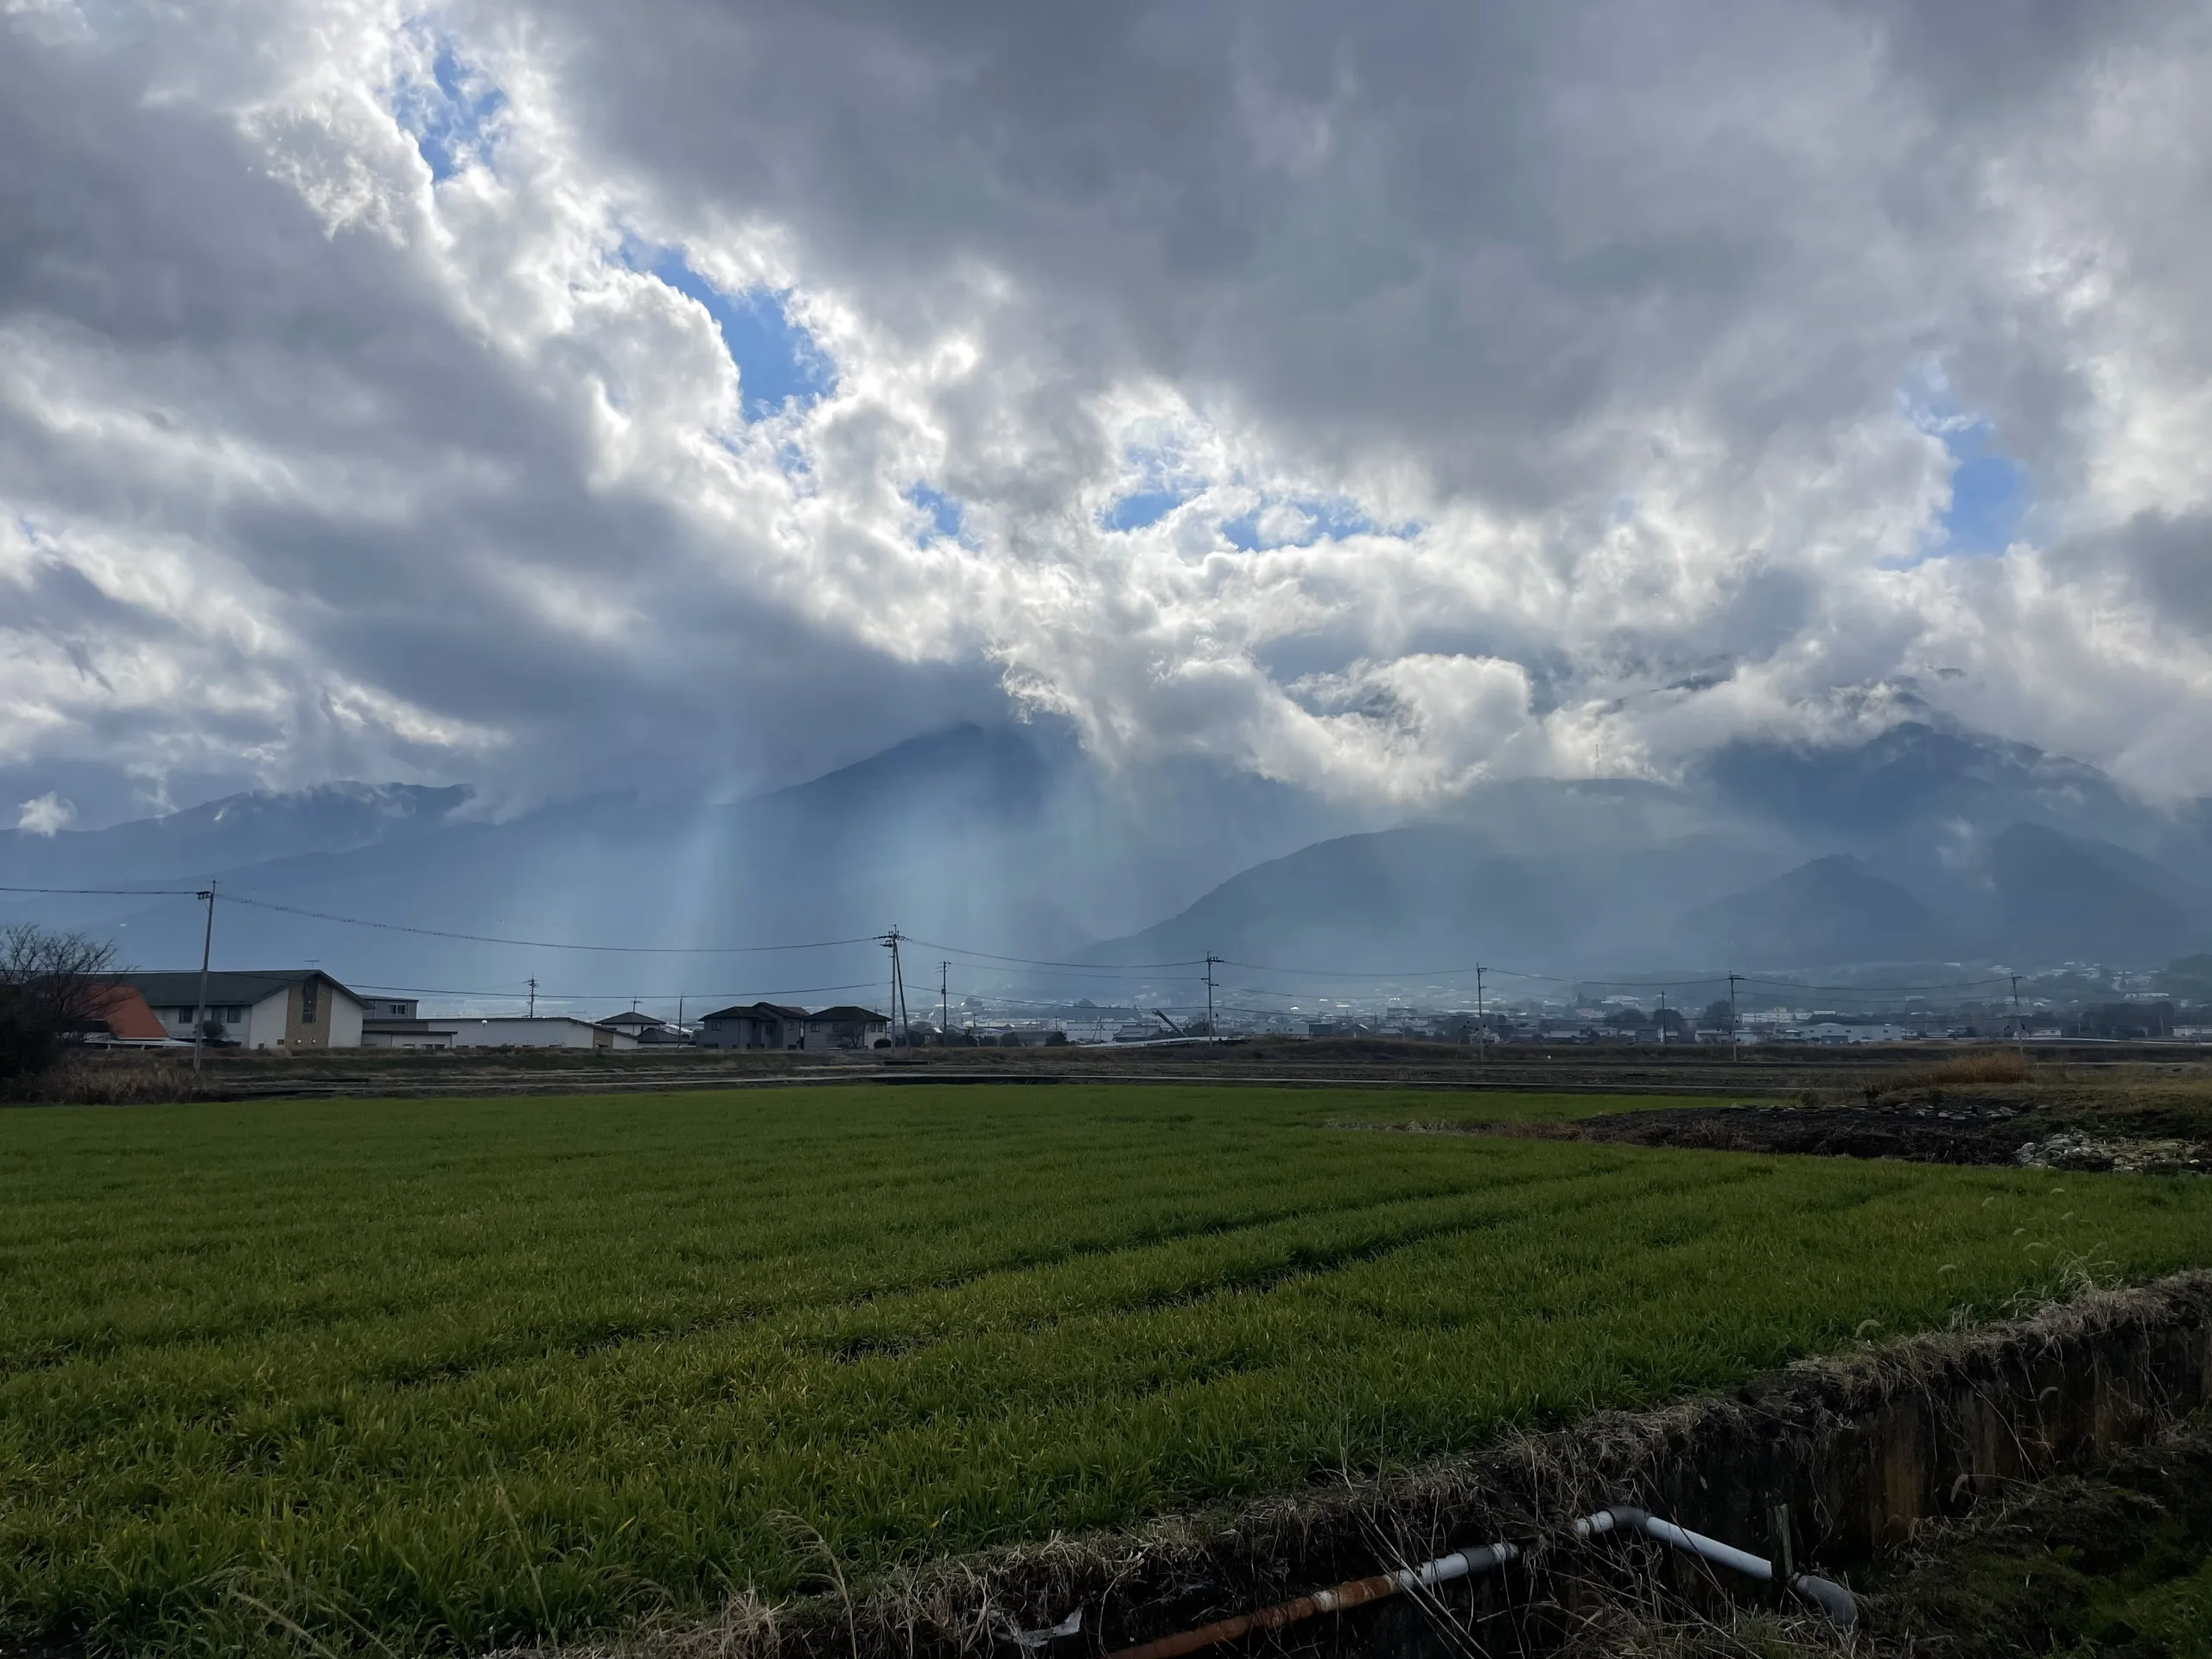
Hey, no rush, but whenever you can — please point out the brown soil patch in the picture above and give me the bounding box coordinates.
[1508,1101,2036,1166]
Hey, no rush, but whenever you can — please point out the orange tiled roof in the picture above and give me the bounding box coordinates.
[88,983,169,1042]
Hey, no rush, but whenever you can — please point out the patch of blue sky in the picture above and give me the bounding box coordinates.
[393,40,505,183]
[1935,420,2027,555]
[1099,441,1204,532]
[906,484,965,545]
[620,241,836,422]
[1221,496,1400,551]
[1102,488,1192,531]
[1897,363,2029,561]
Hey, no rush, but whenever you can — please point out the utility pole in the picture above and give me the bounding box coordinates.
[1204,953,1221,1046]
[880,929,908,1046]
[2011,974,2026,1063]
[940,961,950,1046]
[1728,972,1742,1062]
[677,995,684,1033]
[1475,963,1486,1062]
[1658,988,1668,1046]
[528,976,537,1018]
[191,880,216,1075]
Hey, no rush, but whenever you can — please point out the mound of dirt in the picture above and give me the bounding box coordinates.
[1556,1101,2035,1165]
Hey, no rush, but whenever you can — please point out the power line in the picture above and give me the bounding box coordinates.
[1218,957,1492,980]
[893,957,1216,986]
[903,937,1207,970]
[215,893,876,955]
[347,978,891,1002]
[0,884,200,897]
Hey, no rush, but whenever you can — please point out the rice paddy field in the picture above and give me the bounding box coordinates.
[3,1083,2209,1657]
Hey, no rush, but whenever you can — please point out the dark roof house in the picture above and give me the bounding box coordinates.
[800,1007,891,1051]
[696,1001,810,1051]
[120,969,364,1049]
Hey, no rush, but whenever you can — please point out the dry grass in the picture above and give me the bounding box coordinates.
[1,1053,214,1106]
[1872,1052,2030,1096]
[1552,1587,1856,1659]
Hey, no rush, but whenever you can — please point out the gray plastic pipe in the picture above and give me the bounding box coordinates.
[1573,1506,1858,1629]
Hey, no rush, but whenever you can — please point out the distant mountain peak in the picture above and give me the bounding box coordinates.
[1682,851,1944,969]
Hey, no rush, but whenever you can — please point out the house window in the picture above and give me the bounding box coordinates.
[301,981,319,1022]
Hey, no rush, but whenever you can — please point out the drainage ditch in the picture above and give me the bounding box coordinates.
[742,1274,2212,1659]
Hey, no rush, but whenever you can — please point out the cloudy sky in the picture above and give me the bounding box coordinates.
[4,0,2211,831]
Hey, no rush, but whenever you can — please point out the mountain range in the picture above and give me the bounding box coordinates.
[1088,728,2211,985]
[5,715,2209,1011]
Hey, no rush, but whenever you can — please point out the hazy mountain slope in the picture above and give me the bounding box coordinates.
[1700,721,2138,842]
[6,725,1373,1006]
[1680,855,1948,967]
[1087,721,2211,982]
[0,782,474,888]
[1085,824,1773,981]
[11,715,2211,1006]
[1985,823,2203,964]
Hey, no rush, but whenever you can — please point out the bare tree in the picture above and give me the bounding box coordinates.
[0,924,121,1079]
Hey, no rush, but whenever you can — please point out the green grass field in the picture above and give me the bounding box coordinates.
[3,1084,2208,1656]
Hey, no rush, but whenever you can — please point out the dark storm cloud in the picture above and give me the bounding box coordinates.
[521,0,2169,493]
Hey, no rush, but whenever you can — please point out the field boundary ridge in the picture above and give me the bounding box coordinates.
[569,1271,2212,1659]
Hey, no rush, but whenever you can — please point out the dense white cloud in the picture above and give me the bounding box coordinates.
[15,791,73,836]
[3,0,2210,823]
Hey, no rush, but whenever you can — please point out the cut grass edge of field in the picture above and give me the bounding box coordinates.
[497,1268,2212,1659]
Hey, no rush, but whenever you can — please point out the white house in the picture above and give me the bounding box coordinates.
[431,1017,638,1050]
[360,1021,454,1049]
[124,969,365,1050]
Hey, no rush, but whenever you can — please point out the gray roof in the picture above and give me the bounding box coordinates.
[699,1001,810,1021]
[806,1006,889,1024]
[123,969,360,1007]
